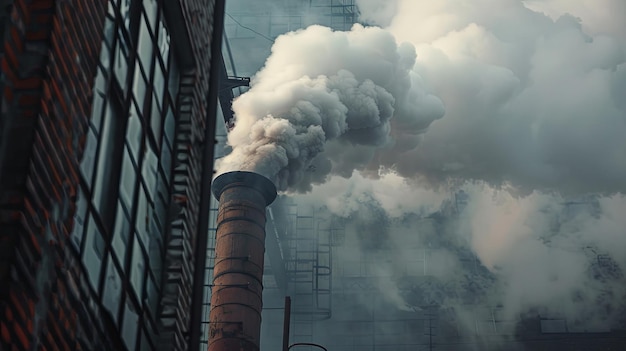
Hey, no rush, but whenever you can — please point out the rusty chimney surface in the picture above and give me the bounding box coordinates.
[208,171,277,351]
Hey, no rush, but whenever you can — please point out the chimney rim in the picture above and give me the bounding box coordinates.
[212,171,277,205]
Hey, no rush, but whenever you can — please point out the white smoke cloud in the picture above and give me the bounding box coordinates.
[365,0,626,194]
[217,24,444,191]
[221,0,626,344]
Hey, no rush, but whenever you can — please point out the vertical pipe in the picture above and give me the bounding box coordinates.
[209,171,277,351]
[282,296,292,351]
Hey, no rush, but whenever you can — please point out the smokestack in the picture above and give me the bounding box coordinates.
[208,171,277,351]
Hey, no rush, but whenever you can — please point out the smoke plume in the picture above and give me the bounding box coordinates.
[220,0,626,346]
[217,24,444,191]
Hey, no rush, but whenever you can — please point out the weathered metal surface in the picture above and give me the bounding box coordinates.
[208,171,277,351]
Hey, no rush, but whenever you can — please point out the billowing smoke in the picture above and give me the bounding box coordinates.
[216,24,444,191]
[220,0,626,347]
[375,0,626,194]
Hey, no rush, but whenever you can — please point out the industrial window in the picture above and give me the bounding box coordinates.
[137,12,154,74]
[79,128,98,187]
[142,146,158,202]
[130,234,146,299]
[135,185,150,243]
[119,146,138,209]
[112,200,131,264]
[92,101,125,225]
[132,62,149,110]
[91,68,108,133]
[144,273,159,316]
[70,189,88,252]
[121,296,140,350]
[102,254,123,324]
[82,216,104,292]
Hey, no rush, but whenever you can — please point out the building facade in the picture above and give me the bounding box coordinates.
[0,0,223,350]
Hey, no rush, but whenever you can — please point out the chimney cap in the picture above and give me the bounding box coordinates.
[212,171,277,205]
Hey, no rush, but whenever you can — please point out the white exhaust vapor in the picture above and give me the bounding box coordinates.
[216,24,444,192]
[221,0,626,344]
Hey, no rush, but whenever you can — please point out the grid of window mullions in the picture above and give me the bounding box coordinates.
[70,0,179,350]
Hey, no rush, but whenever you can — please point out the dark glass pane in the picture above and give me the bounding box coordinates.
[147,215,162,280]
[142,146,158,202]
[82,215,104,291]
[121,297,139,350]
[163,105,175,147]
[126,106,142,162]
[119,0,131,31]
[159,144,172,186]
[80,127,98,186]
[70,189,88,252]
[157,18,169,69]
[114,35,129,89]
[112,201,131,264]
[102,255,123,325]
[91,68,107,132]
[92,103,123,223]
[145,273,159,317]
[137,14,153,74]
[150,96,162,145]
[104,3,115,47]
[167,55,179,99]
[130,237,146,299]
[144,0,157,28]
[139,326,153,351]
[135,186,151,242]
[153,58,165,107]
[119,146,137,209]
[154,187,168,231]
[132,62,147,110]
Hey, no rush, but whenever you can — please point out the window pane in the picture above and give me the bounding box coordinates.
[132,62,147,110]
[121,297,139,350]
[126,107,143,162]
[163,105,175,147]
[119,146,137,209]
[91,68,107,132]
[82,216,104,291]
[137,14,153,74]
[130,237,146,299]
[153,59,165,107]
[112,201,131,264]
[154,188,168,231]
[70,189,88,251]
[135,186,150,246]
[114,35,129,88]
[119,0,131,31]
[142,146,158,202]
[102,255,122,324]
[104,3,115,47]
[157,19,170,69]
[147,216,162,280]
[80,127,98,186]
[92,103,121,221]
[145,274,159,317]
[167,55,179,98]
[150,96,162,144]
[144,0,157,29]
[159,145,172,186]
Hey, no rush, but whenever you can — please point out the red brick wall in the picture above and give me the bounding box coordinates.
[0,0,123,349]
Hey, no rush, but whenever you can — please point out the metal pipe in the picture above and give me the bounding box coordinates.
[282,296,292,351]
[208,171,277,351]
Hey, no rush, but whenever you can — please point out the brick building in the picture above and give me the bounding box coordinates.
[0,0,224,350]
